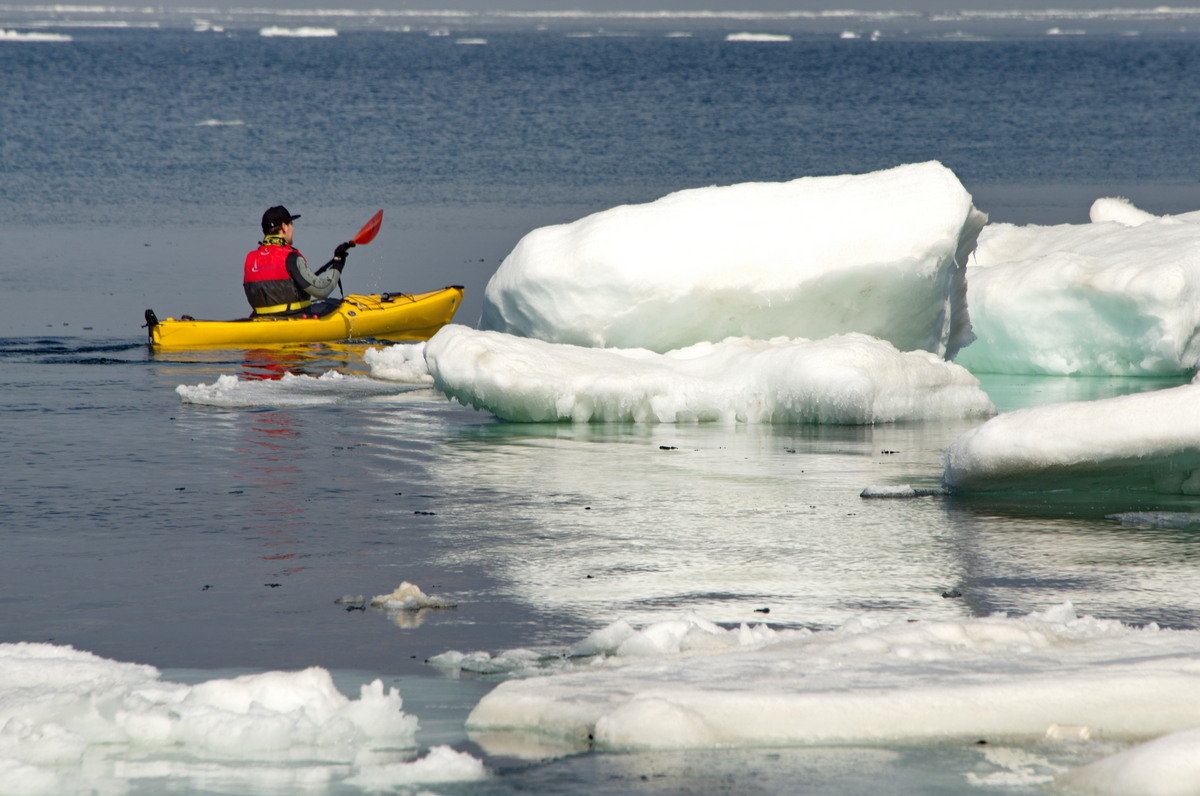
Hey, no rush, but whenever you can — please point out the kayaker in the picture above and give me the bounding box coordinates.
[243,206,355,316]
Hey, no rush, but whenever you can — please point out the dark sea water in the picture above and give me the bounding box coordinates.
[4,13,1200,793]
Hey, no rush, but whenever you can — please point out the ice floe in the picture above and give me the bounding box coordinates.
[464,604,1200,755]
[259,26,338,37]
[0,642,424,789]
[957,198,1200,375]
[942,383,1200,493]
[0,28,72,41]
[175,371,406,407]
[481,162,984,358]
[423,324,994,424]
[726,32,792,42]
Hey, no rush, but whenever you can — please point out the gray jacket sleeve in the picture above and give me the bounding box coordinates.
[286,252,341,300]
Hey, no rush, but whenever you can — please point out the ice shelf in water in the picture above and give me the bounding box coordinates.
[482,162,984,358]
[943,381,1200,493]
[0,642,491,792]
[957,197,1200,375]
[421,325,994,424]
[464,605,1200,785]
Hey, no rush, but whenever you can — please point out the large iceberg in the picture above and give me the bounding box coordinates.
[957,198,1200,375]
[482,162,985,358]
[943,382,1200,493]
[423,324,994,424]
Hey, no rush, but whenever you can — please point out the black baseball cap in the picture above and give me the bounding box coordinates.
[261,205,300,233]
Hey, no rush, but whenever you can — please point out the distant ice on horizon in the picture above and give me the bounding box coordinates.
[259,25,337,36]
[0,28,71,41]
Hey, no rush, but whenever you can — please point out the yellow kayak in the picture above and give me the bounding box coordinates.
[146,286,463,348]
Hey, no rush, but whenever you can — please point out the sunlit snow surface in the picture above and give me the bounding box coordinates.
[421,325,994,423]
[957,198,1200,375]
[943,382,1200,493]
[462,605,1200,785]
[482,162,984,358]
[0,643,491,793]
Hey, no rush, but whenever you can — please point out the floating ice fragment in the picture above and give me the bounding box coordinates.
[369,581,456,610]
[0,29,72,42]
[726,31,792,42]
[958,198,1200,375]
[0,642,417,780]
[425,326,994,424]
[259,26,337,37]
[482,162,983,358]
[466,605,1200,753]
[345,745,487,788]
[364,343,433,383]
[943,384,1200,493]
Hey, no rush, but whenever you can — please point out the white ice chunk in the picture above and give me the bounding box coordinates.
[345,745,487,788]
[424,325,994,424]
[466,605,1200,752]
[0,642,417,775]
[957,200,1200,375]
[1057,726,1200,794]
[1089,196,1159,226]
[482,162,985,358]
[943,384,1200,493]
[0,29,73,42]
[363,342,433,383]
[258,26,337,37]
[369,581,456,610]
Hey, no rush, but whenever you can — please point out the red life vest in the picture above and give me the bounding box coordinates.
[243,243,310,312]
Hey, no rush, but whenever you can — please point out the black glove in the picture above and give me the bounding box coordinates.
[333,241,356,260]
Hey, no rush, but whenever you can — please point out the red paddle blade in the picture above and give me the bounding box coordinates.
[351,209,384,245]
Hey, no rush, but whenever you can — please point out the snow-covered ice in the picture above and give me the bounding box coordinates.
[482,162,984,358]
[343,745,488,788]
[942,383,1200,493]
[957,198,1200,375]
[1056,726,1200,794]
[364,342,433,383]
[465,605,1200,757]
[0,642,420,791]
[422,325,994,424]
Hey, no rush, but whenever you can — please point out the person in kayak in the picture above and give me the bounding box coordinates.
[243,205,355,316]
